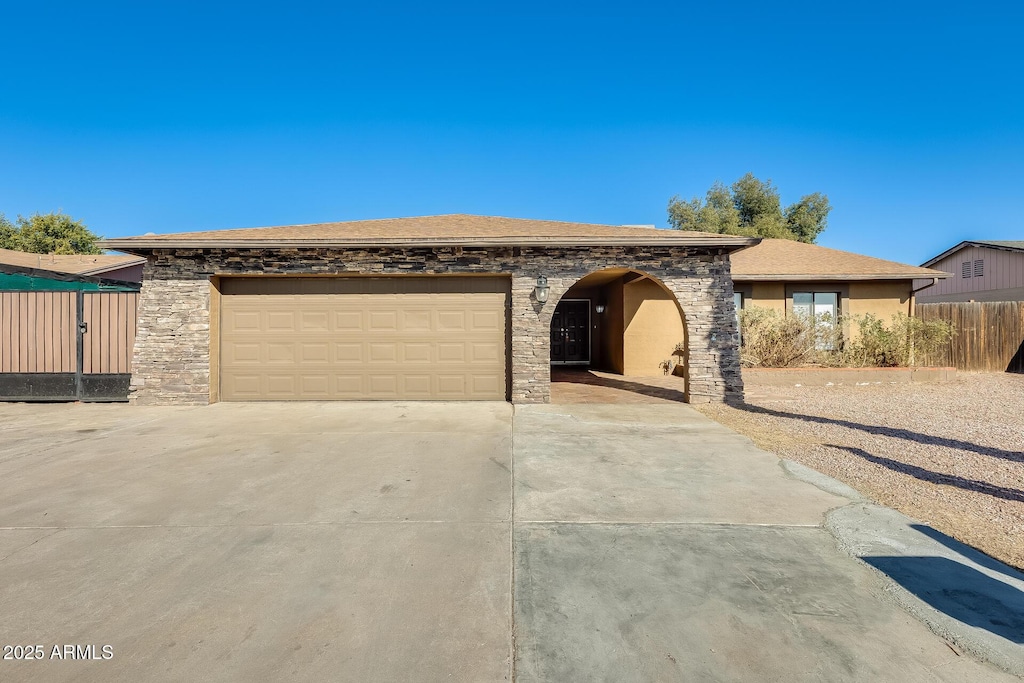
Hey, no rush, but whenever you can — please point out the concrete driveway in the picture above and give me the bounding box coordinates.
[0,401,1019,681]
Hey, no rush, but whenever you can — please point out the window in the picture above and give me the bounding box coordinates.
[962,261,972,278]
[974,259,984,277]
[793,291,839,350]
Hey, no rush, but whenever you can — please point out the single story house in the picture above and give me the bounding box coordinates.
[916,240,1024,303]
[101,214,758,405]
[729,238,950,329]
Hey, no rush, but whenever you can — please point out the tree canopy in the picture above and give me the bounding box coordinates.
[0,211,102,254]
[667,173,830,243]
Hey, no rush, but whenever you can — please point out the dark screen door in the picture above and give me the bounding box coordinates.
[550,300,590,364]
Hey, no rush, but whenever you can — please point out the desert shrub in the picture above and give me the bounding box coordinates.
[841,313,955,367]
[737,308,955,368]
[738,306,817,367]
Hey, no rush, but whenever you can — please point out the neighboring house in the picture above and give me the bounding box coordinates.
[0,249,143,402]
[100,214,758,405]
[0,248,145,286]
[729,239,951,334]
[916,240,1024,303]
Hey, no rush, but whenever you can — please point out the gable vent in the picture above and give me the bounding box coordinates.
[974,259,984,277]
[962,261,972,278]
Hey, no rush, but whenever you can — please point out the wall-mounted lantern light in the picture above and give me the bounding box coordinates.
[594,303,606,314]
[534,276,549,303]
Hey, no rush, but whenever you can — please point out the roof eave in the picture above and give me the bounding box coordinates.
[79,258,148,276]
[99,236,760,252]
[733,273,951,281]
[921,240,1024,267]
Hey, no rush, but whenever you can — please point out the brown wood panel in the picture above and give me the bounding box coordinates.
[61,292,72,372]
[1,293,11,372]
[79,292,138,375]
[1,292,76,373]
[41,294,51,371]
[918,301,1024,372]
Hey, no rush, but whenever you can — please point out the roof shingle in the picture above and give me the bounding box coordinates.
[99,214,756,250]
[731,239,950,280]
[0,248,145,276]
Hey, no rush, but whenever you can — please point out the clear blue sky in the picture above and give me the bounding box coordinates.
[2,1,1021,265]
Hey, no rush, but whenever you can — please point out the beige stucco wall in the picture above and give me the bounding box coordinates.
[622,278,686,376]
[847,281,912,320]
[747,282,785,312]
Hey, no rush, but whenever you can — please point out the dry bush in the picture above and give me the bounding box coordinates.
[738,307,816,367]
[737,307,956,368]
[841,313,955,367]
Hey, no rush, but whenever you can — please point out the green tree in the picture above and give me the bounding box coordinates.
[0,213,16,250]
[784,192,831,243]
[667,173,830,243]
[0,211,102,254]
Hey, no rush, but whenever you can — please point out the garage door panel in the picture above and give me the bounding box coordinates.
[335,311,363,330]
[401,310,432,331]
[471,342,500,362]
[299,343,329,363]
[335,375,364,396]
[300,376,330,396]
[436,375,467,396]
[401,374,433,397]
[368,310,398,331]
[472,375,502,395]
[437,310,467,331]
[266,375,297,397]
[301,311,329,331]
[225,342,262,364]
[225,374,262,398]
[220,277,509,400]
[402,343,432,363]
[437,343,465,362]
[267,311,297,331]
[471,309,503,331]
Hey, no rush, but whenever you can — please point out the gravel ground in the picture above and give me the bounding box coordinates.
[695,372,1024,570]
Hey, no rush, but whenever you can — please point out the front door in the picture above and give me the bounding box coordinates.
[550,300,590,364]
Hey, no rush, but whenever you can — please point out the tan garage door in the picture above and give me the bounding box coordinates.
[219,277,510,401]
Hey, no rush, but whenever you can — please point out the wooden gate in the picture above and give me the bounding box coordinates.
[0,290,139,401]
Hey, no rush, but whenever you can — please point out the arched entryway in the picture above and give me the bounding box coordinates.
[549,269,688,394]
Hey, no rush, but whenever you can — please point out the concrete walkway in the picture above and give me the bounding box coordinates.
[0,401,1020,681]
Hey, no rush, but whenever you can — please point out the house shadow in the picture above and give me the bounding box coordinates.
[830,445,1024,503]
[550,368,688,403]
[910,524,1024,581]
[862,556,1024,644]
[1007,337,1024,374]
[736,403,1024,463]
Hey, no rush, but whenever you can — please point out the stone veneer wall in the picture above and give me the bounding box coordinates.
[131,246,742,405]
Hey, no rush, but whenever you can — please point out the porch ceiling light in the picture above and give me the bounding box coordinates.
[534,276,550,303]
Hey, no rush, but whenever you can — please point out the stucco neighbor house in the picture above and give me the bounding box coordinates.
[916,240,1024,303]
[729,238,951,331]
[100,214,758,406]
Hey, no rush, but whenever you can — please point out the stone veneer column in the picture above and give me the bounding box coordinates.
[661,255,743,403]
[510,274,573,403]
[130,279,211,404]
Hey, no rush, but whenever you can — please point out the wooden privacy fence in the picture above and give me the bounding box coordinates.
[916,301,1024,373]
[0,290,139,400]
